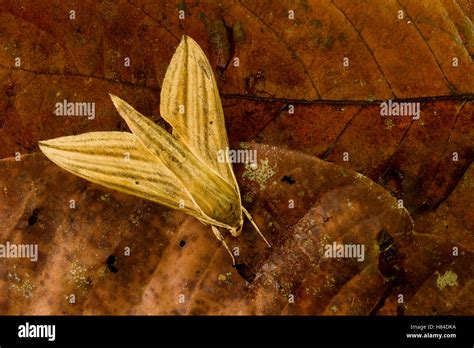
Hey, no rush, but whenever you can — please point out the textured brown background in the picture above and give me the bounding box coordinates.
[0,0,472,314]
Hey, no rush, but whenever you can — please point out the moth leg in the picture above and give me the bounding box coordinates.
[211,225,236,265]
[242,207,271,248]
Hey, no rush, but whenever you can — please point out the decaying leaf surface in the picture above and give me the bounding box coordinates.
[0,0,473,158]
[0,0,472,315]
[2,143,470,315]
[257,100,473,212]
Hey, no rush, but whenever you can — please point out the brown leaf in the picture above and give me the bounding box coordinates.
[1,0,472,159]
[1,143,418,314]
[0,0,472,316]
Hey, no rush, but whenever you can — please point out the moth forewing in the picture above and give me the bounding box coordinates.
[109,95,243,231]
[160,36,240,194]
[38,131,200,216]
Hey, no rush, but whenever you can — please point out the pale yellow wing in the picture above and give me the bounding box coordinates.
[38,131,200,216]
[110,95,242,229]
[160,35,238,191]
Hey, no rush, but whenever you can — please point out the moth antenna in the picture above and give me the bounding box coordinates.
[242,207,271,248]
[211,225,236,265]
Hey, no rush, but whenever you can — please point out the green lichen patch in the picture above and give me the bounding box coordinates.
[8,271,35,299]
[243,159,275,189]
[436,270,458,290]
[70,261,91,292]
[384,118,394,130]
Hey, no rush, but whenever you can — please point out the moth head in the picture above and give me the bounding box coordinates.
[228,218,244,237]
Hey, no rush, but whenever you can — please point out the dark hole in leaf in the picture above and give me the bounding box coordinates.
[107,255,116,265]
[234,263,256,283]
[135,181,139,185]
[381,169,404,197]
[377,229,394,251]
[281,175,296,185]
[377,229,404,278]
[28,208,40,226]
[106,255,118,273]
[179,240,186,248]
[382,247,399,263]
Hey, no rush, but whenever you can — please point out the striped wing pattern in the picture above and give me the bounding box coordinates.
[39,131,199,216]
[39,35,244,233]
[160,36,239,192]
[109,95,241,228]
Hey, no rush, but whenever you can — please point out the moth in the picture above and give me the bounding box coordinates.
[39,35,270,265]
